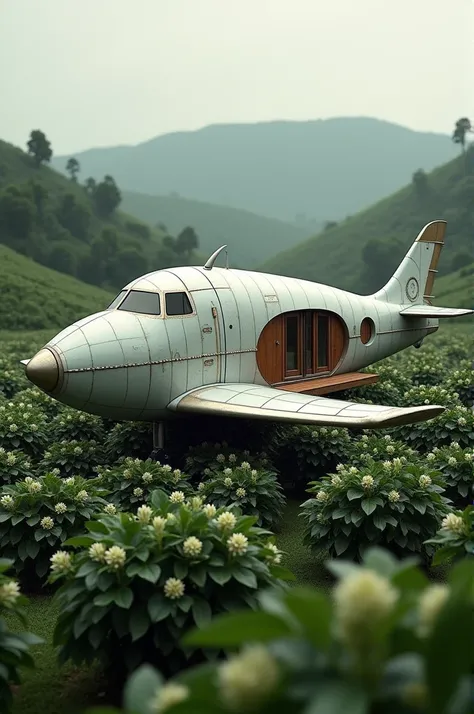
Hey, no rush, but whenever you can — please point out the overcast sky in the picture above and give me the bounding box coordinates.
[0,0,472,155]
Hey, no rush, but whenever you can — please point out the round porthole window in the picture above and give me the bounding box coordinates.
[360,317,375,345]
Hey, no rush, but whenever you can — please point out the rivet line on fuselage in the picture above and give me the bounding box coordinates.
[64,348,257,374]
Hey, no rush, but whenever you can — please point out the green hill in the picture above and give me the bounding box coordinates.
[52,118,458,224]
[434,263,474,308]
[260,148,474,296]
[121,191,312,268]
[0,244,113,330]
[0,138,199,293]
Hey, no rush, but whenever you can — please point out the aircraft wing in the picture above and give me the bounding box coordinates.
[400,305,473,318]
[167,383,444,428]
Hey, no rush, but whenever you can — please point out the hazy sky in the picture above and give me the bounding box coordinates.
[1,0,472,155]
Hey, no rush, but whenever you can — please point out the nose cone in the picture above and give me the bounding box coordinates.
[25,348,61,392]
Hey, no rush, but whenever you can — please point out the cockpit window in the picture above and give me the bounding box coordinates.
[107,290,127,310]
[118,290,161,315]
[165,292,193,316]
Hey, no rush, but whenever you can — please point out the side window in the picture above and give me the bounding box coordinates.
[165,292,193,316]
[118,290,161,315]
[106,290,127,309]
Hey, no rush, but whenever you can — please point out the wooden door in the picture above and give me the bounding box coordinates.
[256,314,283,384]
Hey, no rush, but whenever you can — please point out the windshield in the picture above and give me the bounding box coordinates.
[117,290,161,315]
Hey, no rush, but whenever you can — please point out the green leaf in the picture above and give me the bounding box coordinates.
[361,498,378,516]
[192,599,212,628]
[334,535,350,556]
[26,539,40,560]
[425,593,474,714]
[174,560,188,579]
[372,514,387,531]
[284,588,332,649]
[148,595,172,623]
[137,564,161,583]
[347,488,364,501]
[123,664,164,714]
[306,679,369,714]
[209,568,232,585]
[183,610,293,647]
[129,607,150,642]
[86,521,109,534]
[114,587,134,609]
[64,535,95,547]
[362,548,399,577]
[232,568,257,589]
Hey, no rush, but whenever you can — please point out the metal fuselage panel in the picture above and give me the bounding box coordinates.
[43,266,437,421]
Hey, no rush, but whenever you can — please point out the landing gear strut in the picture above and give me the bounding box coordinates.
[149,422,169,463]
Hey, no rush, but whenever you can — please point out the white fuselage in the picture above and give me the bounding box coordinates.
[42,266,438,421]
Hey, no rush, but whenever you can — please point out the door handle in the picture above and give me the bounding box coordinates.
[275,341,280,346]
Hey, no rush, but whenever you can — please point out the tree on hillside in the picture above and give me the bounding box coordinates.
[28,180,48,218]
[452,118,472,152]
[56,193,92,241]
[126,220,151,240]
[412,169,430,199]
[66,157,80,182]
[0,186,36,240]
[175,226,199,257]
[84,177,97,196]
[92,175,122,217]
[27,130,53,167]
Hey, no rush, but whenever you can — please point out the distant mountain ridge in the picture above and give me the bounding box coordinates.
[121,191,313,268]
[52,117,458,223]
[260,148,474,303]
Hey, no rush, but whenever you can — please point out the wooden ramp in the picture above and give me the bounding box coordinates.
[275,371,379,396]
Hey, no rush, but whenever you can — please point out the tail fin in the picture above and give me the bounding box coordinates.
[373,220,447,305]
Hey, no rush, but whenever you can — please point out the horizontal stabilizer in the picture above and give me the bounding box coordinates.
[400,305,473,318]
[168,383,445,429]
[19,359,30,367]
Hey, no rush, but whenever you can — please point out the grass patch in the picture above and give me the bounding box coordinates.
[277,499,332,590]
[3,597,104,714]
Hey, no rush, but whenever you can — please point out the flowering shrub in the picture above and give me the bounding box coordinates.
[183,442,274,481]
[0,401,48,457]
[301,459,450,561]
[96,458,191,511]
[426,505,474,565]
[104,421,153,462]
[198,462,286,528]
[99,548,474,714]
[393,405,474,452]
[444,366,474,407]
[39,439,101,478]
[425,443,474,506]
[271,424,351,491]
[0,359,28,399]
[0,558,42,713]
[0,473,107,588]
[12,387,63,418]
[50,409,106,443]
[400,350,449,386]
[51,489,291,678]
[0,447,35,485]
[347,433,420,468]
[345,363,410,406]
[401,384,461,408]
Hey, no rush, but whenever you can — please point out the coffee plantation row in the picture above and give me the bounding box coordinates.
[0,329,473,714]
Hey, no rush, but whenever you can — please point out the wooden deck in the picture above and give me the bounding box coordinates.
[275,371,379,396]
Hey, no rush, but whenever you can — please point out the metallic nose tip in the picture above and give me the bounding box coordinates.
[25,348,61,392]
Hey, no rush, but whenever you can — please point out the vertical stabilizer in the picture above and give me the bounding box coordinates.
[373,220,447,305]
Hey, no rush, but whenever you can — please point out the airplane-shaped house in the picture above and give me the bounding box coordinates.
[22,220,472,454]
